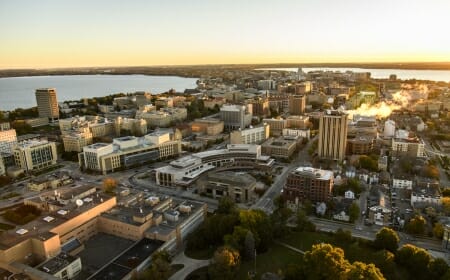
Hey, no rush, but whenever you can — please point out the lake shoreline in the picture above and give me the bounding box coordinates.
[2,63,450,79]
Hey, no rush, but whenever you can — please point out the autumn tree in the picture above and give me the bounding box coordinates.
[396,244,432,280]
[102,177,118,194]
[433,223,444,239]
[346,261,385,280]
[208,246,240,280]
[406,215,426,235]
[302,243,350,280]
[374,227,399,252]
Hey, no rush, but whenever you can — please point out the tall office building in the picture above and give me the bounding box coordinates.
[35,88,59,121]
[318,110,348,161]
[13,139,57,171]
[288,95,306,115]
[220,105,252,130]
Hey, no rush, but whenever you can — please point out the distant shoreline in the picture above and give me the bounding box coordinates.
[1,62,450,78]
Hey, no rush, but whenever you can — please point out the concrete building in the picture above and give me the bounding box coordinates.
[35,88,59,121]
[248,96,270,117]
[0,125,17,154]
[288,95,306,115]
[115,117,148,137]
[257,79,276,90]
[262,118,286,136]
[383,120,396,138]
[140,108,187,128]
[155,144,274,187]
[62,129,93,152]
[13,139,57,172]
[283,166,334,208]
[204,171,256,203]
[220,105,252,130]
[230,124,270,145]
[282,128,310,139]
[191,118,224,136]
[318,110,348,161]
[392,176,413,189]
[79,132,181,174]
[261,136,300,159]
[411,184,441,208]
[391,132,425,158]
[0,156,5,176]
[286,115,309,129]
[37,253,81,279]
[346,135,375,155]
[24,117,50,127]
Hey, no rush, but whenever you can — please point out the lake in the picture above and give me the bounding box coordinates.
[258,67,450,82]
[0,75,198,111]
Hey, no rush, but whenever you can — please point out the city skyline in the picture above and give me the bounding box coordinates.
[1,0,450,69]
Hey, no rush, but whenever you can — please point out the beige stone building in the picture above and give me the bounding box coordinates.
[191,118,224,136]
[35,88,59,121]
[318,110,348,161]
[261,136,299,159]
[288,94,306,115]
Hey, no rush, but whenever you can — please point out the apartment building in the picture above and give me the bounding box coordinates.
[230,124,270,144]
[318,110,348,161]
[283,166,334,208]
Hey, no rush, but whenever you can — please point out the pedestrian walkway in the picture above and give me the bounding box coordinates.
[274,240,305,255]
[169,251,210,280]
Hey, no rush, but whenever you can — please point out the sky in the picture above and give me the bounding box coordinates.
[1,0,450,68]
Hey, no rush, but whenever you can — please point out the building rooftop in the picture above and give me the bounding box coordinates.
[36,253,77,275]
[292,166,333,180]
[207,171,256,187]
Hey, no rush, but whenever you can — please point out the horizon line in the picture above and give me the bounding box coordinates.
[2,61,450,71]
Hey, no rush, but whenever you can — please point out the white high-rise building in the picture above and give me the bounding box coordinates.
[384,120,396,138]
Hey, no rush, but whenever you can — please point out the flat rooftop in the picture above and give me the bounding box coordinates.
[37,252,78,275]
[292,166,333,180]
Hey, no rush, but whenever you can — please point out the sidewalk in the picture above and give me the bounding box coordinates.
[169,252,210,280]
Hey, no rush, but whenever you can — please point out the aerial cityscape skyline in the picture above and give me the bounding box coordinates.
[1,0,450,69]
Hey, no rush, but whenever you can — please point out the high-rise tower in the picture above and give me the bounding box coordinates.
[35,88,59,121]
[318,110,348,161]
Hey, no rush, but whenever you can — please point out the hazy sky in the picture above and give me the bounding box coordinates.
[1,0,450,68]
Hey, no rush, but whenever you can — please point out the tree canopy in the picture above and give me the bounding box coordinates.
[374,227,399,252]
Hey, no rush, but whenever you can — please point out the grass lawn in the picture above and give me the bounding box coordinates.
[237,243,303,279]
[185,246,217,260]
[280,231,334,251]
[0,222,15,230]
[169,264,184,277]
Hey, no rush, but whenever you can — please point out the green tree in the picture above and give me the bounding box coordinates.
[374,227,399,252]
[302,243,350,280]
[406,215,426,235]
[349,202,360,223]
[140,250,172,280]
[296,210,316,232]
[239,209,272,252]
[208,246,240,280]
[244,230,255,261]
[346,261,385,280]
[216,196,237,215]
[428,258,449,280]
[358,155,379,172]
[334,228,353,245]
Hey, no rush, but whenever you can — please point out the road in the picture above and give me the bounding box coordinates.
[306,217,445,253]
[252,135,317,213]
